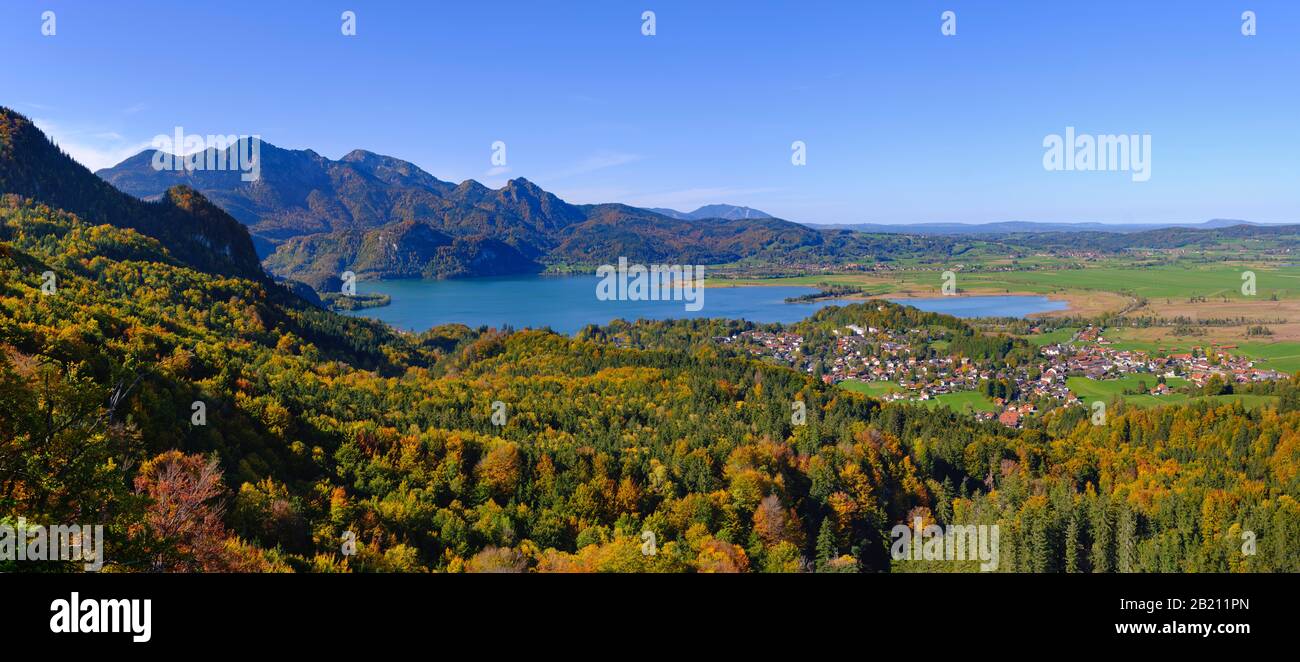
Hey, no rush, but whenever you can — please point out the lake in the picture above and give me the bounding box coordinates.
[342,277,1068,334]
[342,275,840,334]
[885,295,1067,318]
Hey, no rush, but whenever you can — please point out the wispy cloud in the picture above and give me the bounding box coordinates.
[544,186,635,205]
[542,151,642,181]
[32,118,152,171]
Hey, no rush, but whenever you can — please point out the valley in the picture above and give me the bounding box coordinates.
[2,106,1298,575]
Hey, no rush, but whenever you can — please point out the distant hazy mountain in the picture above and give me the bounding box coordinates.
[0,108,264,280]
[805,219,1271,235]
[646,204,772,221]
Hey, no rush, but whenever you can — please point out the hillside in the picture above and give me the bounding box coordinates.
[0,108,264,279]
[99,143,851,286]
[3,157,1298,572]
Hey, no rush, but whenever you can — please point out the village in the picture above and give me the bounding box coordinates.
[718,324,1288,427]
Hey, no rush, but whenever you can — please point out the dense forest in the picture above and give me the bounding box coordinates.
[2,107,1297,573]
[2,192,1298,572]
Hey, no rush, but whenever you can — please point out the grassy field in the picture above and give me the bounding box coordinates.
[1067,376,1277,410]
[1024,327,1077,345]
[1067,376,1189,407]
[921,390,999,413]
[714,263,1300,323]
[837,380,901,397]
[837,381,997,413]
[715,265,1300,301]
[1234,342,1300,373]
[1094,329,1300,375]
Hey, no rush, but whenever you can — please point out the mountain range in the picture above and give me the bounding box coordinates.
[96,141,831,289]
[0,108,263,280]
[69,123,1300,294]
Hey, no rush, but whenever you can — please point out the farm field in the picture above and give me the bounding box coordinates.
[1235,342,1300,373]
[1023,327,1077,345]
[716,265,1300,305]
[714,264,1300,321]
[1067,376,1278,410]
[1095,329,1300,374]
[837,379,901,397]
[835,381,997,413]
[920,390,999,413]
[1067,375,1189,407]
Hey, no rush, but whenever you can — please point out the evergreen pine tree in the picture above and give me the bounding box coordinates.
[815,518,837,571]
[1091,498,1114,573]
[1117,504,1137,573]
[1064,516,1080,573]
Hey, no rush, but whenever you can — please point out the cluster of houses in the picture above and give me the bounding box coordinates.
[718,323,1288,429]
[1043,327,1287,386]
[717,330,803,364]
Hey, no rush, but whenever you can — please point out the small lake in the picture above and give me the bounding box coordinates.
[343,275,841,335]
[341,277,1068,334]
[886,295,1067,318]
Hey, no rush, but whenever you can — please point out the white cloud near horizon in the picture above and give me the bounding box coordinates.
[32,118,152,171]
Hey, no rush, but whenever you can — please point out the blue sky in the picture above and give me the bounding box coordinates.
[3,0,1298,224]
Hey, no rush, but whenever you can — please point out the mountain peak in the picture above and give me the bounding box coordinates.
[340,148,379,162]
[0,106,264,279]
[506,177,540,191]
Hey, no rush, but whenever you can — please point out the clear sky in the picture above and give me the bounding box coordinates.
[3,0,1298,224]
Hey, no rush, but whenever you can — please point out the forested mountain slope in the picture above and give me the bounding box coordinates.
[2,188,1297,572]
[0,108,264,280]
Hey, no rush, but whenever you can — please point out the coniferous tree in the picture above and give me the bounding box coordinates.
[1091,498,1115,573]
[815,518,837,571]
[1117,504,1138,573]
[1064,516,1081,573]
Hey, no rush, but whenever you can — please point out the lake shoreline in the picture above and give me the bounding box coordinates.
[341,275,1077,334]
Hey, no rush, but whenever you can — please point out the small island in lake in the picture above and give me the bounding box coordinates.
[322,292,392,311]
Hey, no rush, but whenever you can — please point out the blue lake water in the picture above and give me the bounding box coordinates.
[341,277,1067,334]
[886,295,1067,318]
[343,275,840,335]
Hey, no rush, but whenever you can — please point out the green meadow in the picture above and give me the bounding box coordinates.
[717,265,1300,300]
[921,390,999,413]
[1024,327,1077,345]
[949,265,1300,300]
[1067,376,1277,410]
[1094,330,1300,375]
[837,379,901,397]
[1067,376,1188,407]
[1234,342,1300,374]
[837,381,998,413]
